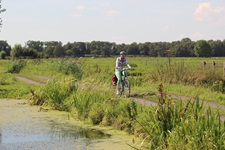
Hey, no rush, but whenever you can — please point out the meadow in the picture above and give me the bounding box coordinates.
[1,57,225,149]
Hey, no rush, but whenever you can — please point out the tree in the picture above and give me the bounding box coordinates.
[64,42,73,56]
[26,41,44,52]
[208,40,224,57]
[11,44,24,59]
[76,42,86,57]
[139,43,149,56]
[53,44,64,57]
[127,42,139,55]
[116,43,127,54]
[23,47,38,58]
[0,50,6,59]
[44,41,63,58]
[100,42,112,57]
[194,40,212,57]
[172,39,195,57]
[0,0,6,29]
[0,40,11,56]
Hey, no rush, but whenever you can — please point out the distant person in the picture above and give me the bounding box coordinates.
[115,51,131,94]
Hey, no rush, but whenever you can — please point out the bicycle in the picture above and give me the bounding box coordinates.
[119,68,133,98]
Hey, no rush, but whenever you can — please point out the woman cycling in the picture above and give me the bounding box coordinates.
[115,51,131,94]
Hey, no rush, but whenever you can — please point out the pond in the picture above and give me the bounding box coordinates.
[0,99,137,150]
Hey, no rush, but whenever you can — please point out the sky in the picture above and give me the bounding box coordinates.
[1,0,225,46]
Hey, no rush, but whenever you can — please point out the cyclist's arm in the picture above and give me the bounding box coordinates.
[116,58,119,69]
[125,59,131,68]
[127,64,131,69]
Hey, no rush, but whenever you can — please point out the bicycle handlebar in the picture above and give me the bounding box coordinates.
[122,68,134,71]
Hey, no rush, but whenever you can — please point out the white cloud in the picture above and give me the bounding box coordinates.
[194,2,225,24]
[178,32,206,41]
[178,34,186,40]
[72,5,86,18]
[72,13,83,18]
[163,25,170,32]
[192,32,205,41]
[99,2,111,7]
[75,5,85,11]
[104,10,120,17]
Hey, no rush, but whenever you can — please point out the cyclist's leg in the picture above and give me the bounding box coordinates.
[115,69,122,94]
[122,70,128,78]
[122,70,130,97]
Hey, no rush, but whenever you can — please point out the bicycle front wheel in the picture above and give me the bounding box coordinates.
[123,80,130,98]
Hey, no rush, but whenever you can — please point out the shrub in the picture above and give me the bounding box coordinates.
[0,50,6,59]
[7,60,26,73]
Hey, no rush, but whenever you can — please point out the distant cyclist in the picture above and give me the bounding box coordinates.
[115,51,131,94]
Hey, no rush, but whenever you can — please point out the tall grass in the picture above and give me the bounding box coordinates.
[30,78,77,110]
[51,59,83,79]
[7,59,26,73]
[1,57,225,149]
[67,88,144,133]
[149,61,223,86]
[134,84,225,149]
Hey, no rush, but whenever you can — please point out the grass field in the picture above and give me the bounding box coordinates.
[1,57,225,149]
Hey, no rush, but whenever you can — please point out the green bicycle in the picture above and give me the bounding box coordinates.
[119,68,133,98]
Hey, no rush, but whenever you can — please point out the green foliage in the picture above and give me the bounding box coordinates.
[150,62,190,83]
[71,89,110,120]
[11,44,24,59]
[89,103,105,125]
[194,40,212,57]
[23,47,39,58]
[0,0,6,29]
[29,78,77,110]
[70,88,143,133]
[0,73,30,99]
[135,84,225,149]
[1,57,225,149]
[7,60,26,73]
[52,59,83,79]
[0,50,6,59]
[212,80,225,93]
[149,61,223,86]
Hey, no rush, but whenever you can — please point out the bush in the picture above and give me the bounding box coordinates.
[7,60,26,73]
[0,50,6,59]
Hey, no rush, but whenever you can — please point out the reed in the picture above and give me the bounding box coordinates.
[134,83,225,149]
[30,77,77,110]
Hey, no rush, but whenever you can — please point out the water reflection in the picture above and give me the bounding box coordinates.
[2,120,111,144]
[48,120,111,140]
[0,132,2,144]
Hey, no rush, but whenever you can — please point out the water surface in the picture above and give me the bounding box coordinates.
[0,99,136,150]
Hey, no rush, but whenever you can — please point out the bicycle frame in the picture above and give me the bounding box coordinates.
[119,68,132,98]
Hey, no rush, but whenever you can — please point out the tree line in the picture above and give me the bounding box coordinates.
[0,38,225,59]
[1,1,225,59]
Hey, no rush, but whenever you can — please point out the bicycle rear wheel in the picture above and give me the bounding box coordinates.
[123,80,130,98]
[119,82,123,96]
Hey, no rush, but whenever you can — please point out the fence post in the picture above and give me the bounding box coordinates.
[212,61,215,70]
[203,61,206,68]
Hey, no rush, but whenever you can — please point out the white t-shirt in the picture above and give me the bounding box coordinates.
[115,57,130,71]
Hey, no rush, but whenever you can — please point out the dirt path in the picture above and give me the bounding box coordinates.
[16,75,52,85]
[16,76,44,85]
[16,75,225,111]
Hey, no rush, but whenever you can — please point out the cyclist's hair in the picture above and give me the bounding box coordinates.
[120,51,126,55]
